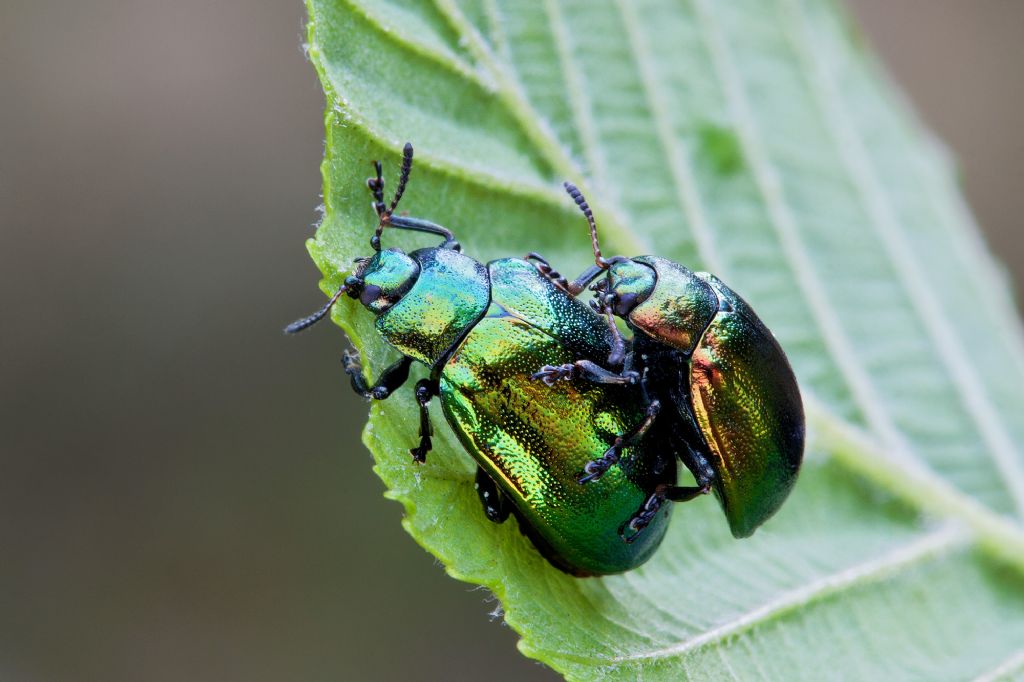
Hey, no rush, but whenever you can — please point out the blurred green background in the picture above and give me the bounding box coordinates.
[1,1,1022,680]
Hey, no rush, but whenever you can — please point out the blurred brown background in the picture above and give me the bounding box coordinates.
[0,1,1021,680]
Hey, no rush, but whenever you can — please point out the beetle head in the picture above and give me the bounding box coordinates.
[604,259,656,316]
[347,248,420,315]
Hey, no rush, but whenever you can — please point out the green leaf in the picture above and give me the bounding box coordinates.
[303,0,1024,678]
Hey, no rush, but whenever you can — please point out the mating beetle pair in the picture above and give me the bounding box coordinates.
[289,143,804,576]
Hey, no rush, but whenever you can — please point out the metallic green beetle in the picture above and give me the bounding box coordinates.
[287,145,680,575]
[532,184,805,539]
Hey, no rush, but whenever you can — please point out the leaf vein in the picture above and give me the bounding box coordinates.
[344,0,487,88]
[972,648,1024,682]
[606,525,965,662]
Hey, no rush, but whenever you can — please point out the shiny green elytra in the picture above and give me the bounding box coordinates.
[538,182,805,539]
[287,145,676,576]
[610,256,805,537]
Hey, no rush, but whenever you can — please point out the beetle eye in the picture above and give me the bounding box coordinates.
[344,275,365,297]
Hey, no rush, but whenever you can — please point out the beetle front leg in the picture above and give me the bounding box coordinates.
[342,351,413,399]
[524,252,572,293]
[532,359,637,387]
[474,466,511,523]
[409,378,437,463]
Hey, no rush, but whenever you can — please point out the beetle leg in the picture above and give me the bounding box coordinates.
[342,352,413,400]
[577,367,658,483]
[602,306,627,370]
[672,399,719,491]
[579,397,661,484]
[532,361,662,483]
[621,484,671,543]
[622,479,712,543]
[409,378,437,463]
[678,439,716,493]
[474,466,511,523]
[532,359,637,386]
[664,482,712,502]
[367,143,460,251]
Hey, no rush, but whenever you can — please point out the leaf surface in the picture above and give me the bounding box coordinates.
[303,0,1024,678]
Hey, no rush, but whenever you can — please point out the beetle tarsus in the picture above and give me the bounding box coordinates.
[368,160,387,218]
[622,481,712,543]
[621,486,670,543]
[525,252,575,293]
[409,442,430,463]
[578,398,660,484]
[410,378,437,463]
[531,363,579,386]
[533,360,638,387]
[577,449,621,484]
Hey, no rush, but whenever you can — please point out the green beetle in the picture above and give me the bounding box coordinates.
[288,145,680,575]
[532,183,805,540]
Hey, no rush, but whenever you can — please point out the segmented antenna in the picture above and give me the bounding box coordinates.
[371,143,416,251]
[283,284,348,334]
[368,161,386,217]
[563,182,606,268]
[389,143,414,215]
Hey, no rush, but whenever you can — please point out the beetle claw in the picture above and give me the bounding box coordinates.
[577,462,605,484]
[577,447,621,484]
[621,517,647,544]
[531,363,577,386]
[409,444,429,463]
[620,489,667,542]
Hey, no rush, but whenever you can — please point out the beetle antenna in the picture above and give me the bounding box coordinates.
[388,142,414,215]
[564,182,607,269]
[368,161,387,218]
[369,143,416,251]
[284,284,348,334]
